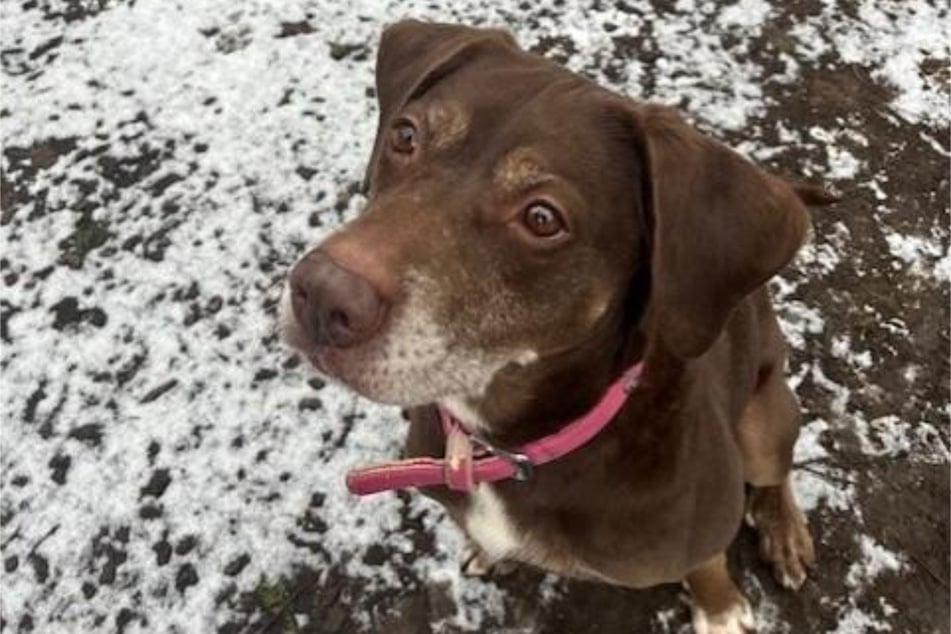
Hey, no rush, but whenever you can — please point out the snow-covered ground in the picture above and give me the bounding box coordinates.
[2,1,948,632]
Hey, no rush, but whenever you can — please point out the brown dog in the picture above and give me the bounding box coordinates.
[282,20,835,633]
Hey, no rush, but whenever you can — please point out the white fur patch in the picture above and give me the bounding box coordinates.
[463,484,520,562]
[437,348,537,433]
[439,397,491,434]
[692,597,755,634]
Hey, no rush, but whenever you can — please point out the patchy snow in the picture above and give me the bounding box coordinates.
[775,298,826,350]
[833,536,907,634]
[846,535,905,589]
[854,416,950,464]
[2,0,948,632]
[793,419,857,514]
[884,233,947,279]
[830,335,872,370]
[830,606,893,634]
[798,242,843,276]
[808,127,864,180]
[718,0,772,29]
[822,0,950,126]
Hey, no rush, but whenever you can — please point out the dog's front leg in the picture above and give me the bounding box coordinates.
[685,553,754,634]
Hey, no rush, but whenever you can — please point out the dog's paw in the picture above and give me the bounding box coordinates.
[757,516,815,589]
[747,485,816,590]
[460,542,516,577]
[692,597,755,634]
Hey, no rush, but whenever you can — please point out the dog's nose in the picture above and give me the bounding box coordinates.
[289,250,387,348]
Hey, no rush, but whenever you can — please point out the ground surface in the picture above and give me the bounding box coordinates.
[1,0,949,632]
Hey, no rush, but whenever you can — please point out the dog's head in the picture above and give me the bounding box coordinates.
[282,20,814,409]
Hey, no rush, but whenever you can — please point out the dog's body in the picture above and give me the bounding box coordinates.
[282,20,833,632]
[406,285,792,587]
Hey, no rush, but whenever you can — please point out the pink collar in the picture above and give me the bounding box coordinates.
[346,361,644,496]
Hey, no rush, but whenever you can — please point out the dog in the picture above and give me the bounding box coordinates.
[281,20,836,633]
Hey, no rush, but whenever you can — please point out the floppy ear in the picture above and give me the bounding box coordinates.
[633,105,814,358]
[364,20,517,192]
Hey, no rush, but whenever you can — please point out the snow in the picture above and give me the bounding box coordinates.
[827,0,949,126]
[718,0,772,28]
[853,416,950,464]
[793,419,857,513]
[834,536,907,634]
[846,535,905,589]
[885,233,947,280]
[2,0,947,632]
[830,606,893,634]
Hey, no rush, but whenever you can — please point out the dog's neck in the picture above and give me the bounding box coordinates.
[439,312,647,446]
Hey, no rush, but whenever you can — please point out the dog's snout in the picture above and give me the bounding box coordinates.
[289,250,387,348]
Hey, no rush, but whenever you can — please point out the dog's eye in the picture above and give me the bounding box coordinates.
[391,120,418,154]
[522,203,566,238]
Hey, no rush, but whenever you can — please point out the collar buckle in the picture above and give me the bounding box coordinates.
[471,433,534,481]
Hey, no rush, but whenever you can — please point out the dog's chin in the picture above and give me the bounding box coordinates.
[283,323,481,408]
[288,331,537,408]
[304,346,450,407]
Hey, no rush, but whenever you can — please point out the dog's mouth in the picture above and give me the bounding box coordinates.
[300,342,408,405]
[280,280,535,407]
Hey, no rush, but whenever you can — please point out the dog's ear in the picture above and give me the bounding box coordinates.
[632,105,815,358]
[364,20,517,192]
[375,20,516,120]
